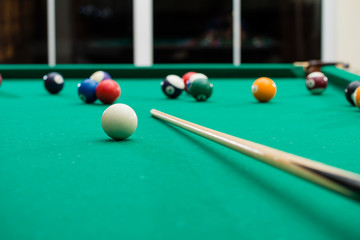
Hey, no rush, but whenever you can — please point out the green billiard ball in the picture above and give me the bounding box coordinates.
[189,78,213,101]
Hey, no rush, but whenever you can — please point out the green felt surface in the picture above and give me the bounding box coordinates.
[323,65,360,89]
[1,74,360,239]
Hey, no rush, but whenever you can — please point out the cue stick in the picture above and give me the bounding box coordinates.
[293,61,349,69]
[150,109,360,202]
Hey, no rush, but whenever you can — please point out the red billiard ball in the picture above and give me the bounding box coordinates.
[306,72,328,94]
[182,72,196,92]
[96,79,121,104]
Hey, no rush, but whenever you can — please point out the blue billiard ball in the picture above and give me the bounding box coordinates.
[43,72,64,94]
[78,79,99,103]
[90,71,112,83]
[161,75,184,99]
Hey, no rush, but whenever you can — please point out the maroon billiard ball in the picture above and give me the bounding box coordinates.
[306,72,328,94]
[0,73,2,87]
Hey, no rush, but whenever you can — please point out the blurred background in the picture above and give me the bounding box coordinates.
[0,0,358,72]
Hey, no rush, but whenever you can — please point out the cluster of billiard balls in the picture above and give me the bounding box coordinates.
[43,71,135,140]
[159,71,329,104]
[43,71,121,104]
[161,72,213,101]
[78,71,120,104]
[79,72,136,139]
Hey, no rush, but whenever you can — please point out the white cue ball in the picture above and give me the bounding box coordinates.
[101,104,138,140]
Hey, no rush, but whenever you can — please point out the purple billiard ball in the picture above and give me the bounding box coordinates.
[306,72,328,94]
[43,72,64,94]
[78,79,99,103]
[161,75,184,99]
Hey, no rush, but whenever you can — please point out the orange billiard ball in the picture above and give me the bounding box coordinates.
[251,77,277,102]
[353,86,360,109]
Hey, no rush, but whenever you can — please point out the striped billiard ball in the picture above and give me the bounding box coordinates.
[43,72,64,94]
[306,72,328,94]
[352,86,360,109]
[345,81,360,106]
[90,71,112,83]
[161,75,184,99]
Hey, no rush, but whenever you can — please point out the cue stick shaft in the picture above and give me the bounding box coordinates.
[150,109,360,202]
[293,61,349,69]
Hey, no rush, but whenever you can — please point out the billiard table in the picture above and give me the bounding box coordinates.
[0,64,360,239]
